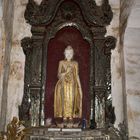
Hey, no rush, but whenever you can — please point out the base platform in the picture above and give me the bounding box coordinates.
[24,127,114,140]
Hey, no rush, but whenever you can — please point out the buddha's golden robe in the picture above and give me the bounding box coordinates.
[54,60,82,119]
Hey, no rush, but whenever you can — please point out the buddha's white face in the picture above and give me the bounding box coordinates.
[64,49,74,61]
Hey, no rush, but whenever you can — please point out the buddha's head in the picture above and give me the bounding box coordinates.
[64,45,74,61]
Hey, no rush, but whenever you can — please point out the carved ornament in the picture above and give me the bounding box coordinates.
[25,0,113,26]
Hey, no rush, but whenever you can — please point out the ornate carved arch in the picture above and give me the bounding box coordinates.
[25,0,113,26]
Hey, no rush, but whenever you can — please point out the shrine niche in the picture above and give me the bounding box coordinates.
[45,27,91,127]
[19,0,116,128]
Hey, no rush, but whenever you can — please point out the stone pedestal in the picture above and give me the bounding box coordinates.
[24,127,110,140]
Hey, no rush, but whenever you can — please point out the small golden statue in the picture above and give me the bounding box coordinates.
[6,117,25,140]
[54,46,83,127]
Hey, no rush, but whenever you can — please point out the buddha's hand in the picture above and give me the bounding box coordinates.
[59,73,65,79]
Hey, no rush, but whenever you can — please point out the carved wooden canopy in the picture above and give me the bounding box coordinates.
[25,0,113,26]
[20,0,116,128]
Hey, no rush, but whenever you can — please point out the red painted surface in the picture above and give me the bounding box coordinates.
[45,27,91,122]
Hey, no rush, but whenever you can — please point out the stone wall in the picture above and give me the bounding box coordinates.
[0,0,15,131]
[107,0,125,128]
[107,0,140,138]
[123,0,140,138]
[6,0,31,124]
[0,0,31,131]
[0,0,3,116]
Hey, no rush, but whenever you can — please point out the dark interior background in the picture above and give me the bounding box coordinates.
[45,26,91,122]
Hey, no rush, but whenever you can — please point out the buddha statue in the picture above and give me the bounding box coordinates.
[54,45,83,127]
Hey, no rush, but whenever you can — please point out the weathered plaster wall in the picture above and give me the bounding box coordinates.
[6,0,31,124]
[107,0,125,128]
[94,1,126,130]
[0,0,15,131]
[123,0,140,138]
[108,3,140,139]
[0,0,3,116]
[0,0,31,131]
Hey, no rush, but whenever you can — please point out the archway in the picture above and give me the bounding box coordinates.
[45,26,91,122]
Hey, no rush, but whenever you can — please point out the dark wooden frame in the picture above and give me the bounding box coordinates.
[19,0,116,127]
